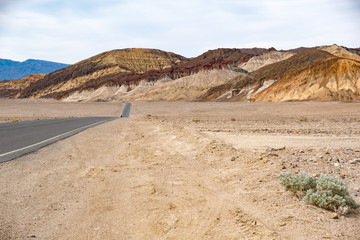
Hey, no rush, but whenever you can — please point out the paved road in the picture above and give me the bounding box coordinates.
[0,117,118,163]
[120,102,132,118]
[0,102,132,163]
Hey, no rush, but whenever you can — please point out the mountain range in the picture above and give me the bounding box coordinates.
[0,58,69,81]
[1,44,359,102]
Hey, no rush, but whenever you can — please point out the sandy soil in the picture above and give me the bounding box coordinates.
[0,101,359,239]
[0,99,123,122]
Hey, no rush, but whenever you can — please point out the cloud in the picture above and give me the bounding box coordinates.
[0,0,359,63]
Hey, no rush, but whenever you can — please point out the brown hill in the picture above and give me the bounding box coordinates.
[13,45,360,102]
[199,48,360,102]
[18,48,186,99]
[320,44,360,62]
[61,48,255,102]
[19,48,255,100]
[238,50,295,72]
[0,74,45,98]
[343,46,360,56]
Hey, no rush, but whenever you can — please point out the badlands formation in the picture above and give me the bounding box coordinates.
[1,44,359,102]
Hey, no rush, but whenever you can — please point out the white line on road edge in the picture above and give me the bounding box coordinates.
[0,120,108,158]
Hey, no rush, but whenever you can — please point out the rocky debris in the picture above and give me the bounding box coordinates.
[349,159,360,164]
[267,146,286,152]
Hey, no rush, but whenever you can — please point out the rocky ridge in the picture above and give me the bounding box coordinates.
[18,48,186,99]
[0,74,45,98]
[199,46,360,102]
[21,48,256,101]
[5,44,360,102]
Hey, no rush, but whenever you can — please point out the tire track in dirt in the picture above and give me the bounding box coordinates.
[125,117,280,239]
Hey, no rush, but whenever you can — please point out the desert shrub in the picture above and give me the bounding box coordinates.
[279,172,316,192]
[279,172,359,212]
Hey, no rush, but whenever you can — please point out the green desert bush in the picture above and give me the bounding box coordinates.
[279,172,359,212]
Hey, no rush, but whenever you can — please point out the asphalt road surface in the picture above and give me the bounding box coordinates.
[0,102,132,163]
[120,102,132,118]
[0,117,118,163]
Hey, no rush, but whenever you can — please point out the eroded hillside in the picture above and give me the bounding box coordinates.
[7,44,360,102]
[0,74,45,98]
[199,47,360,102]
[18,48,186,99]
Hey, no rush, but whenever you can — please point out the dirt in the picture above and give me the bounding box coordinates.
[0,101,359,239]
[0,99,123,123]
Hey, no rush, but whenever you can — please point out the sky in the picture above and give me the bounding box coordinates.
[0,0,359,64]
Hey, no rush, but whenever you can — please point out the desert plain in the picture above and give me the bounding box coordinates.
[0,99,359,239]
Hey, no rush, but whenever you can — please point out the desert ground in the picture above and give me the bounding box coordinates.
[0,100,359,239]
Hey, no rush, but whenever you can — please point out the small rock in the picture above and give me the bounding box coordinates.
[268,153,279,157]
[231,156,236,161]
[279,222,286,227]
[282,165,286,170]
[334,163,339,167]
[330,213,339,219]
[269,146,286,152]
[169,202,177,210]
[349,159,360,164]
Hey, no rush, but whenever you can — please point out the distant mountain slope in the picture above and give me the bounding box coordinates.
[0,59,69,81]
[0,74,45,98]
[12,45,360,102]
[60,48,255,101]
[320,44,360,62]
[18,48,256,99]
[199,48,360,102]
[238,50,295,72]
[18,48,186,99]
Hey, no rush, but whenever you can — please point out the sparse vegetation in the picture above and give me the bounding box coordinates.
[231,118,236,121]
[192,119,201,123]
[279,172,359,212]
